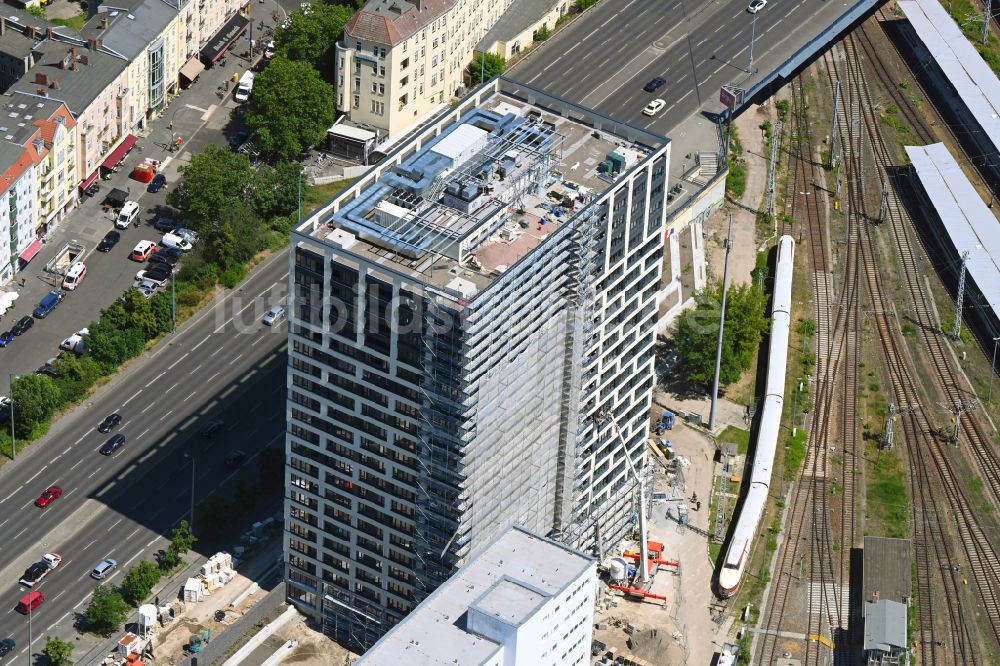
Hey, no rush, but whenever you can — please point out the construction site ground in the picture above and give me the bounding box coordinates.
[593,417,734,665]
[143,539,283,665]
[236,610,357,666]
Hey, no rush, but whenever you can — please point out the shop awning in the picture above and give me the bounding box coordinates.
[79,170,99,190]
[101,134,138,170]
[18,239,42,263]
[179,57,205,83]
[200,14,249,64]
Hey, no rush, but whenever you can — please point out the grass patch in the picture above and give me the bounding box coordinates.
[719,425,752,455]
[783,429,808,481]
[726,126,747,198]
[50,13,87,30]
[301,179,354,214]
[867,444,909,538]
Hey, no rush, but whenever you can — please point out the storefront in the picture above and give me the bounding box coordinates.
[200,14,250,66]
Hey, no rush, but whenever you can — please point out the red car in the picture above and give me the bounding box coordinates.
[34,485,62,508]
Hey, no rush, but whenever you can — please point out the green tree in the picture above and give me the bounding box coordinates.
[121,560,163,606]
[205,218,238,270]
[467,52,506,85]
[673,280,769,387]
[167,145,255,231]
[85,585,129,636]
[149,291,174,335]
[275,4,355,72]
[246,57,335,161]
[25,6,46,18]
[42,636,74,666]
[11,374,61,438]
[534,24,550,41]
[194,496,233,537]
[161,519,197,569]
[251,161,303,220]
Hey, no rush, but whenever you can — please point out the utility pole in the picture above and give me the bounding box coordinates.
[879,180,889,223]
[983,0,993,45]
[747,12,759,75]
[954,250,969,340]
[709,215,734,431]
[830,80,841,169]
[765,121,782,222]
[8,374,14,460]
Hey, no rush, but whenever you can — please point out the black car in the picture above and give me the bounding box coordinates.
[36,364,61,379]
[97,413,122,433]
[147,174,167,193]
[99,433,125,456]
[0,638,15,657]
[153,217,182,232]
[11,316,33,336]
[225,450,247,468]
[21,563,47,584]
[201,420,224,438]
[146,263,173,279]
[97,230,121,252]
[643,77,666,92]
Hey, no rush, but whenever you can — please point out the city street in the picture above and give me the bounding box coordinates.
[0,248,289,658]
[509,0,852,132]
[0,0,290,383]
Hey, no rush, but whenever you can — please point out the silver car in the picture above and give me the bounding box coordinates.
[91,558,117,580]
[262,305,285,326]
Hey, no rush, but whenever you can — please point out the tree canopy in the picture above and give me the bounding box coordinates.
[86,586,129,636]
[274,3,355,72]
[167,145,255,231]
[467,52,506,86]
[122,560,163,606]
[43,636,74,666]
[673,279,769,387]
[246,57,335,161]
[11,374,61,438]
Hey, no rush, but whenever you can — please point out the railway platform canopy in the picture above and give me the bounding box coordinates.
[904,143,1000,320]
[899,0,1000,156]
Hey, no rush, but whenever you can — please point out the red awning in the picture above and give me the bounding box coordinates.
[18,239,43,263]
[101,134,138,170]
[79,170,99,190]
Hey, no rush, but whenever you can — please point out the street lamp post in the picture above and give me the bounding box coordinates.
[989,336,1000,403]
[747,11,758,75]
[171,272,176,333]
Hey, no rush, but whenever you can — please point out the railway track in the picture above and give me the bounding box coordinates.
[826,16,1000,660]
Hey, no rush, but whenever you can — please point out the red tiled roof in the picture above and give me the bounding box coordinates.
[346,0,454,46]
[0,153,34,194]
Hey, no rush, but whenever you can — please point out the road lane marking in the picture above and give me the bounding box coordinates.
[0,519,7,528]
[192,335,210,351]
[63,446,72,455]
[123,552,141,568]
[83,539,97,551]
[145,372,166,387]
[88,468,101,479]
[184,390,198,402]
[49,455,61,464]
[73,433,87,446]
[123,389,143,406]
[74,594,89,609]
[229,353,244,365]
[166,382,178,393]
[211,345,225,357]
[127,527,141,539]
[138,428,150,439]
[141,402,154,414]
[23,467,45,485]
[159,409,174,422]
[109,518,122,530]
[167,352,190,370]
[208,372,220,383]
[1,489,19,502]
[14,527,27,538]
[190,364,203,375]
[146,536,159,547]
[70,459,83,470]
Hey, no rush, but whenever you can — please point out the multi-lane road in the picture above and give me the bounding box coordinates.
[510,0,852,131]
[0,251,289,659]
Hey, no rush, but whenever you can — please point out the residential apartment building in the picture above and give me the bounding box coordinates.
[336,0,518,139]
[284,78,669,649]
[0,96,75,275]
[0,143,38,284]
[357,526,596,665]
[0,9,56,94]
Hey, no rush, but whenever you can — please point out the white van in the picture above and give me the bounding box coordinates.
[61,262,86,290]
[116,201,140,229]
[161,232,193,251]
[234,71,255,103]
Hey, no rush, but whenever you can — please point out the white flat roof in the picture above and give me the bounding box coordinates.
[356,526,594,665]
[905,142,1000,316]
[327,124,377,142]
[899,0,1000,154]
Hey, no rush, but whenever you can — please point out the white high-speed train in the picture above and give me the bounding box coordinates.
[717,235,795,599]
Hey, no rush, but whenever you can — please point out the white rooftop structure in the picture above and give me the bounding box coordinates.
[356,526,597,666]
[899,0,1000,154]
[905,143,1000,316]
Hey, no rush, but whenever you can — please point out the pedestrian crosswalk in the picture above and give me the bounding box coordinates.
[808,582,850,622]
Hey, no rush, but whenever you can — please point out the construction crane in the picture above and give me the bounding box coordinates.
[594,410,650,586]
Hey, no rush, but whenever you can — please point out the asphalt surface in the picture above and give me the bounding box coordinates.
[509,0,854,133]
[0,250,289,659]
